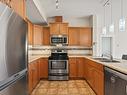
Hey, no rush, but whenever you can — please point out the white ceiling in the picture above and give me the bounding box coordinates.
[40,0,102,18]
[26,0,103,25]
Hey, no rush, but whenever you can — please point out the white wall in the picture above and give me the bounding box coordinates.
[47,16,91,27]
[64,16,90,27]
[96,0,127,58]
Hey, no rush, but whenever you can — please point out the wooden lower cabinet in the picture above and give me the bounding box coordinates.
[69,57,84,78]
[93,70,104,95]
[69,57,104,95]
[28,59,40,94]
[69,58,78,78]
[77,58,84,78]
[39,58,48,79]
[84,58,104,95]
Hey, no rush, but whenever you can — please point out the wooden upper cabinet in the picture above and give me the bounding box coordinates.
[50,23,60,35]
[10,0,26,19]
[68,27,79,45]
[80,28,92,47]
[55,16,63,22]
[60,23,68,35]
[27,20,33,45]
[68,27,92,46]
[50,23,68,35]
[43,27,50,45]
[33,25,43,45]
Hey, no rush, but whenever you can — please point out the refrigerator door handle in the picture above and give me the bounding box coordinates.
[14,74,20,78]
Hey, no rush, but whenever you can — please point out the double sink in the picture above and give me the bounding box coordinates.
[93,57,120,63]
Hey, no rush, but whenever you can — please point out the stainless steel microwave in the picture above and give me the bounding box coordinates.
[50,35,68,46]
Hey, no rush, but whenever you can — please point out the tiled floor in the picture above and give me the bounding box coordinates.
[31,80,96,95]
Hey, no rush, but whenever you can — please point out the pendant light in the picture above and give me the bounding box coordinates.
[119,0,125,32]
[109,0,114,32]
[102,1,107,34]
[56,0,59,10]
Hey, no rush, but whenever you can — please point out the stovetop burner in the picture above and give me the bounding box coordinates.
[49,53,69,60]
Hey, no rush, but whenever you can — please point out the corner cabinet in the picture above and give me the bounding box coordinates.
[50,23,68,35]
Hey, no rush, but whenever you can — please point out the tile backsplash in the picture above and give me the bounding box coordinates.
[28,46,92,56]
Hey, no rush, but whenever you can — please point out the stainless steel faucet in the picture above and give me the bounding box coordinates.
[101,53,113,60]
[109,54,113,61]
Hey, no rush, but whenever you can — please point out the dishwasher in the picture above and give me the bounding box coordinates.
[105,67,127,95]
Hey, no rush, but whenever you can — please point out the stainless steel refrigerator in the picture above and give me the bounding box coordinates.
[0,2,28,95]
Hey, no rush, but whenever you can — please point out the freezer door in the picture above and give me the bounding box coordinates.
[0,2,28,82]
[0,74,28,95]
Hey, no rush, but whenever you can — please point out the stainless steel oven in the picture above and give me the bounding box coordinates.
[49,60,68,74]
[50,35,68,46]
[48,50,69,80]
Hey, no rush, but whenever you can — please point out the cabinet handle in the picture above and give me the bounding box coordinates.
[110,76,116,83]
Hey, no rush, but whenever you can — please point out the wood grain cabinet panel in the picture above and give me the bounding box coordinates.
[59,23,68,35]
[50,23,68,35]
[0,0,26,19]
[77,58,84,78]
[93,70,104,95]
[27,20,33,45]
[84,58,104,95]
[68,27,79,45]
[28,60,40,94]
[39,58,48,79]
[43,27,50,45]
[68,27,92,46]
[50,23,60,35]
[69,58,78,78]
[28,63,33,94]
[80,28,92,47]
[10,0,26,19]
[33,25,43,45]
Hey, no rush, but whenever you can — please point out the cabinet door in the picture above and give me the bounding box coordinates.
[68,27,79,45]
[87,66,94,86]
[60,23,68,35]
[28,64,33,94]
[10,0,26,19]
[50,23,60,35]
[32,61,38,88]
[27,20,33,45]
[77,58,84,78]
[80,28,92,47]
[69,58,78,78]
[33,25,43,45]
[94,70,104,95]
[39,58,48,79]
[43,27,50,45]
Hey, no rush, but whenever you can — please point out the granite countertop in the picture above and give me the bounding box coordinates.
[85,56,127,74]
[28,54,127,74]
[28,54,50,63]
